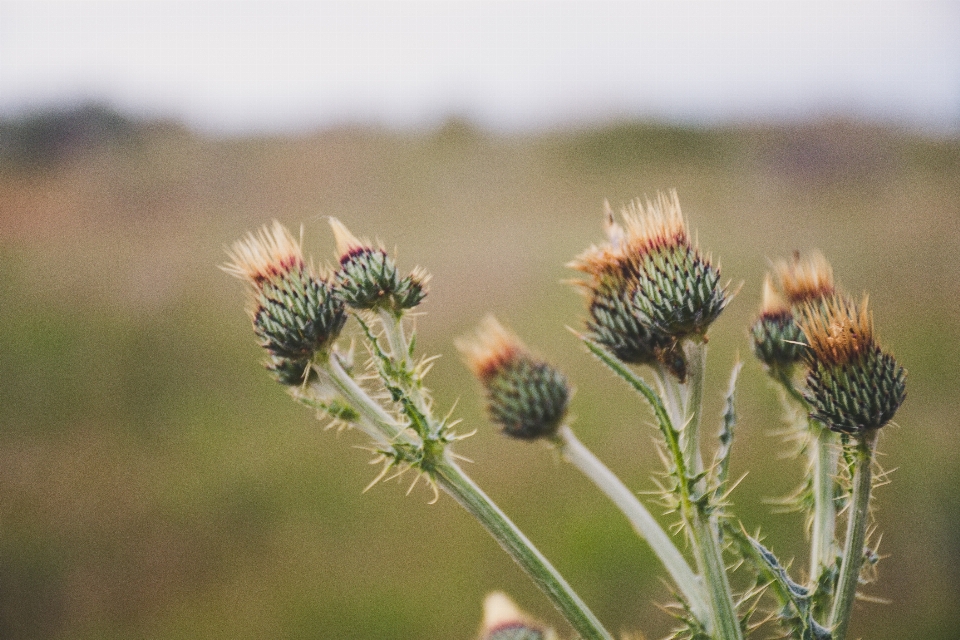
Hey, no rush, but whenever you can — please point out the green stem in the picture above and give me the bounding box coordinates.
[689,512,742,640]
[318,354,413,445]
[433,456,613,640]
[667,342,742,640]
[555,426,710,628]
[810,421,839,590]
[377,308,412,370]
[681,341,708,479]
[332,328,610,638]
[829,429,878,640]
[585,337,742,640]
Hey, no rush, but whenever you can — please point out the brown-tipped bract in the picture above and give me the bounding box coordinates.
[775,250,835,305]
[458,318,570,441]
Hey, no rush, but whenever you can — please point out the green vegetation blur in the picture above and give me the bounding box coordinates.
[1,107,958,639]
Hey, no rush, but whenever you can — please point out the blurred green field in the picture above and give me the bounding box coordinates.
[1,113,958,639]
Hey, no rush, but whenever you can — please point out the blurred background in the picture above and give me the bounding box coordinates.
[1,2,958,639]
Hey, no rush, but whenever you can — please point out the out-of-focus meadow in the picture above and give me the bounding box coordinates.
[1,107,958,639]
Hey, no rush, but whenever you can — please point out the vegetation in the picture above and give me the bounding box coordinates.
[0,118,957,639]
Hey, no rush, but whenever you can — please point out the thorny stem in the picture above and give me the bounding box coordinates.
[663,341,742,640]
[377,308,412,371]
[774,370,840,603]
[433,456,614,640]
[318,353,413,445]
[555,425,710,628]
[354,315,613,639]
[829,429,879,640]
[585,338,743,640]
[810,421,839,593]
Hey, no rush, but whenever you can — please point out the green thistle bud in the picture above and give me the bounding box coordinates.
[225,221,347,361]
[797,295,906,435]
[620,192,728,338]
[478,593,555,640]
[570,191,725,377]
[253,269,346,359]
[586,281,688,380]
[330,218,428,313]
[458,318,570,441]
[750,275,806,371]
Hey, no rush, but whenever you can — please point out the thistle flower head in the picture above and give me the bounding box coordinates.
[225,222,347,365]
[797,295,906,434]
[329,218,428,313]
[570,191,727,377]
[775,250,835,305]
[457,317,570,441]
[751,274,806,371]
[479,592,555,640]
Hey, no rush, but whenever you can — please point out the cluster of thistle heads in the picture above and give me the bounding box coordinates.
[227,188,905,448]
[459,190,904,444]
[224,219,428,385]
[750,251,906,435]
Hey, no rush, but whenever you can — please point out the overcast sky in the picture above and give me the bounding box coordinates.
[1,1,958,133]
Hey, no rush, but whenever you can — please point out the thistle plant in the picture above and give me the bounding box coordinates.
[225,192,906,640]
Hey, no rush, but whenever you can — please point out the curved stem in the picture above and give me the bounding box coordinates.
[829,429,878,640]
[433,456,613,640]
[555,426,710,628]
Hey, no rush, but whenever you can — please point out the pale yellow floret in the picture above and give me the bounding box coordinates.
[796,294,875,366]
[223,220,303,287]
[328,217,369,257]
[455,316,524,382]
[775,250,835,305]
[760,273,791,316]
[479,592,554,639]
[620,189,689,254]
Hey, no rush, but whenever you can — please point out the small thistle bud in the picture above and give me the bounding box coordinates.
[458,317,570,441]
[750,275,806,371]
[797,295,906,434]
[329,218,428,313]
[225,221,347,362]
[479,592,554,640]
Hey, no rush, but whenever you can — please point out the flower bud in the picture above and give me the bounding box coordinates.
[225,221,347,362]
[750,275,806,371]
[479,592,554,640]
[570,191,726,377]
[329,218,428,313]
[458,318,570,441]
[797,295,906,434]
